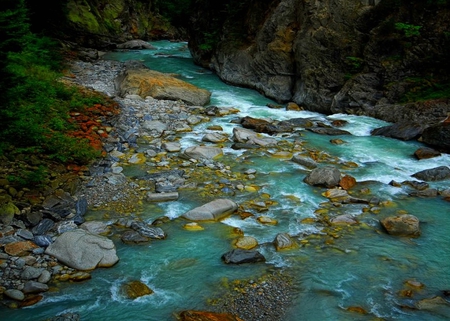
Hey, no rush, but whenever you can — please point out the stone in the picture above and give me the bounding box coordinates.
[38,270,52,283]
[23,281,49,294]
[202,132,228,143]
[330,214,358,225]
[182,199,238,221]
[323,188,349,200]
[371,122,425,140]
[257,216,278,225]
[273,233,296,251]
[45,229,119,270]
[183,222,204,231]
[131,221,166,239]
[307,127,351,135]
[116,40,155,50]
[178,310,244,321]
[414,147,441,160]
[415,296,450,312]
[286,102,302,111]
[47,313,80,321]
[304,166,341,188]
[21,266,45,280]
[121,230,150,244]
[20,294,43,307]
[162,142,181,152]
[75,197,88,217]
[55,221,78,235]
[4,241,39,256]
[146,192,179,202]
[116,68,211,106]
[221,249,266,264]
[291,154,318,168]
[0,202,20,225]
[4,289,24,301]
[339,175,357,190]
[121,280,153,299]
[80,221,111,235]
[16,229,34,240]
[380,214,421,237]
[412,166,450,181]
[31,218,55,235]
[183,146,223,160]
[34,235,53,247]
[234,236,258,250]
[421,122,450,151]
[409,189,439,198]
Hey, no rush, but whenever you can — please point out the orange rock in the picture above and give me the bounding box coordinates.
[339,175,356,190]
[4,241,39,256]
[178,310,244,321]
[346,306,368,314]
[19,295,43,307]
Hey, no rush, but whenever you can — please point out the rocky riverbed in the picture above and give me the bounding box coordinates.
[2,50,450,321]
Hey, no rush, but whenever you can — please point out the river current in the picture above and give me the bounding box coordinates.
[3,41,450,321]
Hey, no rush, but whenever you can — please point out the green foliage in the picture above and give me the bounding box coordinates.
[395,22,422,37]
[7,165,48,187]
[402,77,450,102]
[0,0,103,168]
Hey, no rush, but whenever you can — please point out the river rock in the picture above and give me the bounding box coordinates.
[80,221,111,235]
[339,175,357,190]
[45,229,119,270]
[409,189,438,198]
[178,310,244,321]
[4,289,24,301]
[380,214,421,237]
[291,154,317,169]
[307,127,351,135]
[221,249,266,264]
[183,199,238,221]
[234,236,258,250]
[116,40,155,50]
[38,270,52,284]
[162,141,181,152]
[183,146,223,160]
[371,122,425,140]
[421,122,450,151]
[273,233,296,251]
[414,147,441,160]
[121,280,153,299]
[202,132,228,143]
[131,221,166,239]
[121,230,150,244]
[23,281,49,294]
[4,241,39,256]
[31,218,55,235]
[240,116,280,134]
[304,166,341,188]
[146,192,179,202]
[115,68,211,106]
[33,235,53,247]
[0,202,20,225]
[415,296,450,313]
[412,166,450,181]
[330,214,358,225]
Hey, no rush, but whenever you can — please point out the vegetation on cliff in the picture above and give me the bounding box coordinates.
[0,0,111,186]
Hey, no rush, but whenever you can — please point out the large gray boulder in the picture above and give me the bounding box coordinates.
[412,166,450,181]
[116,40,155,50]
[183,146,223,160]
[304,166,341,188]
[380,214,421,237]
[45,229,119,270]
[182,199,238,221]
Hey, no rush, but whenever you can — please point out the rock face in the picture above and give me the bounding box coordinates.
[304,166,341,188]
[115,68,211,106]
[188,1,450,149]
[182,199,238,221]
[380,214,421,237]
[45,229,119,270]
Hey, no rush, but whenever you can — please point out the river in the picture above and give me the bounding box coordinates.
[3,41,450,321]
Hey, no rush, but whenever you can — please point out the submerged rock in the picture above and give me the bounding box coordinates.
[273,233,296,251]
[182,199,238,221]
[234,236,258,250]
[380,214,421,237]
[414,147,441,160]
[221,249,266,264]
[45,229,119,270]
[121,280,153,299]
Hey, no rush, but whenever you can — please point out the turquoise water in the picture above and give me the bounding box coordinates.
[2,41,449,320]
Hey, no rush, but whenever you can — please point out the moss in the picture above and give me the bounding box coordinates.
[66,0,101,33]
